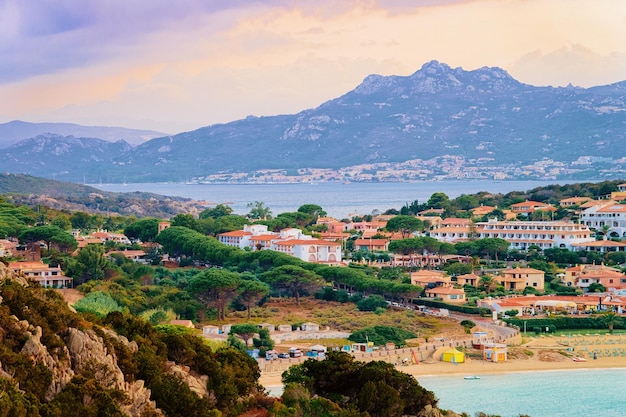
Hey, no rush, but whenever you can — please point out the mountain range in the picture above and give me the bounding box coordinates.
[1,60,625,183]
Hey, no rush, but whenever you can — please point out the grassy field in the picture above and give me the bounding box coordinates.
[226,298,468,341]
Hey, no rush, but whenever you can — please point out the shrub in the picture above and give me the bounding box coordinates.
[357,295,388,312]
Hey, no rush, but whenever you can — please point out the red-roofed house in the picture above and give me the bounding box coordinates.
[510,200,556,216]
[424,286,466,304]
[9,261,72,288]
[354,239,389,252]
[218,224,278,249]
[497,267,545,291]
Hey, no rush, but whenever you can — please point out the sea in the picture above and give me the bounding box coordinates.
[90,180,581,219]
[418,368,626,417]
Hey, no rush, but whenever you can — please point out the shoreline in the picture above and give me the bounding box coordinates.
[260,358,626,390]
[259,335,626,389]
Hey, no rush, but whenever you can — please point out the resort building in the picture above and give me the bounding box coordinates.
[218,224,278,249]
[219,225,341,264]
[430,219,595,251]
[579,201,626,239]
[353,239,389,252]
[559,197,592,207]
[570,264,626,292]
[455,272,481,287]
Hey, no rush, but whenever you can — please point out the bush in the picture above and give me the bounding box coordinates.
[349,326,417,347]
[74,291,124,318]
[357,295,388,312]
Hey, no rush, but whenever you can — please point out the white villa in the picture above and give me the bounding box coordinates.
[9,261,73,288]
[218,225,342,264]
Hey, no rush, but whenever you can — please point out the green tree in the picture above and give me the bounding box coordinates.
[124,218,160,243]
[247,201,272,220]
[261,265,324,305]
[199,204,233,219]
[427,192,450,209]
[229,323,259,347]
[385,215,424,238]
[476,237,510,265]
[478,275,499,293]
[171,213,198,230]
[188,268,241,320]
[356,295,388,312]
[599,311,622,334]
[297,204,327,217]
[71,211,92,230]
[237,279,270,319]
[75,244,108,284]
[51,213,72,230]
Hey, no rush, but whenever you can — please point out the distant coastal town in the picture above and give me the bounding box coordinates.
[188,155,626,184]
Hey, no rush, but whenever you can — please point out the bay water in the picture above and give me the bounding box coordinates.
[418,368,626,417]
[91,180,579,219]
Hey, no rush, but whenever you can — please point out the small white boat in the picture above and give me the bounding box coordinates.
[464,376,480,380]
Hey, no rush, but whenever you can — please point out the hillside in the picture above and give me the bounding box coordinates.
[0,173,204,218]
[1,61,625,182]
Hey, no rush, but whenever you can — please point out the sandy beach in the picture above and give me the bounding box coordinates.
[259,333,626,389]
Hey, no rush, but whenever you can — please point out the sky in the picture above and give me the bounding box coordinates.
[1,0,626,134]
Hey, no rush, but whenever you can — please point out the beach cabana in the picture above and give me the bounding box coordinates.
[483,343,507,363]
[441,348,465,364]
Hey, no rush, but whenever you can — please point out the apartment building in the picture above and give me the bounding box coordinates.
[579,201,626,239]
[430,219,595,250]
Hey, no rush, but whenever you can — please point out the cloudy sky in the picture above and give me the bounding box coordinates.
[1,0,625,133]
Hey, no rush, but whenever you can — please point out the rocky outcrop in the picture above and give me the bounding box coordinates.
[165,361,211,400]
[14,319,162,416]
[20,324,73,399]
[65,327,162,416]
[416,405,461,417]
[0,261,28,286]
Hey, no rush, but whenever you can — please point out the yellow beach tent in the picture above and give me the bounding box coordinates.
[441,348,465,364]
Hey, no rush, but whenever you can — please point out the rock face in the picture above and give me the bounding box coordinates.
[10,314,162,416]
[165,361,212,401]
[0,259,163,415]
[0,261,28,286]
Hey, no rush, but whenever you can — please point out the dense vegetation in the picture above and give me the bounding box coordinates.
[0,279,262,416]
[280,351,437,417]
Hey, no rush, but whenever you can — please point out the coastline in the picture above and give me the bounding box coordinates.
[259,334,626,389]
[259,356,626,389]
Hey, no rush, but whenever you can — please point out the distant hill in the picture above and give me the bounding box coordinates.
[0,120,166,147]
[1,61,625,182]
[0,173,203,218]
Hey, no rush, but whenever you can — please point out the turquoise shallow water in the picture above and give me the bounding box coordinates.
[418,368,626,417]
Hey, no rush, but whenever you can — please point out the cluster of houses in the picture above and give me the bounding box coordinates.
[215,193,626,268]
[4,185,626,298]
[218,224,342,264]
[0,229,154,289]
[411,262,626,310]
